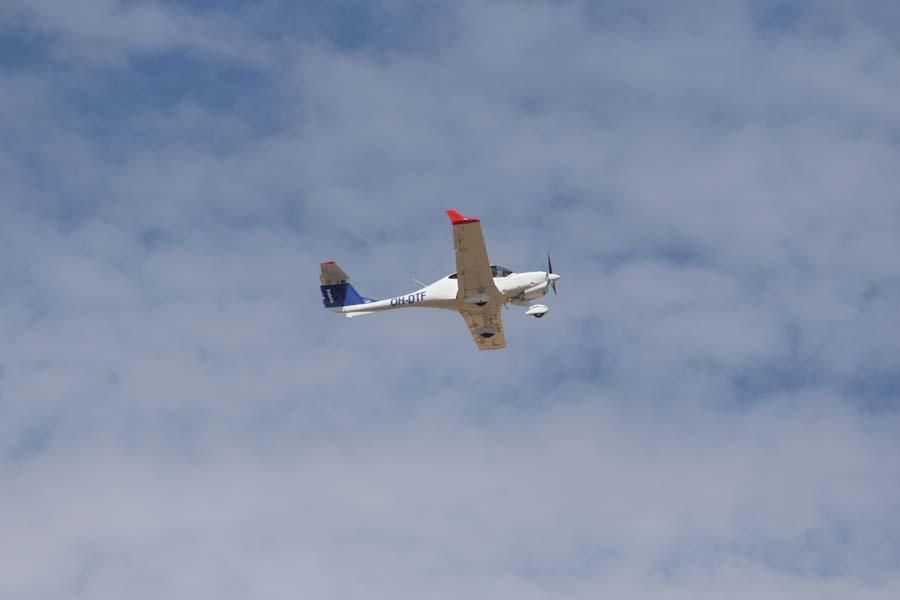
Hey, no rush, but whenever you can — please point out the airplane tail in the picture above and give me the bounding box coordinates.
[320,261,374,309]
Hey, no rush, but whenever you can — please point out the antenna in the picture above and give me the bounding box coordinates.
[412,278,427,289]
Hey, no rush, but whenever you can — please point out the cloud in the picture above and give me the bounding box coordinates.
[1,1,899,598]
[0,0,264,65]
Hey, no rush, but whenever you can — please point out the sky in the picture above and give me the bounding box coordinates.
[1,0,900,598]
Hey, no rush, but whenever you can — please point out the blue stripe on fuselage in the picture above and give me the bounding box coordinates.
[321,283,370,308]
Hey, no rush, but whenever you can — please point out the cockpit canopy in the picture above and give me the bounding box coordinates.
[448,265,514,279]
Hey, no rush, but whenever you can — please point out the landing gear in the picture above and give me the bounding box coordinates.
[526,304,550,318]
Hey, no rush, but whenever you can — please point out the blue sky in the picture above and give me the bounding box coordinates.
[2,1,900,598]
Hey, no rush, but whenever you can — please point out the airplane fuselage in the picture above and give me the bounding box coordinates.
[332,271,557,317]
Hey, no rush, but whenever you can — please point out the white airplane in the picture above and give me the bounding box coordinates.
[320,209,560,350]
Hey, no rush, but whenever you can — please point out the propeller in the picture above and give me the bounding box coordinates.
[547,252,557,295]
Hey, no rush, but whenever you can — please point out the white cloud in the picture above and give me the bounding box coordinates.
[1,1,899,598]
[1,0,263,64]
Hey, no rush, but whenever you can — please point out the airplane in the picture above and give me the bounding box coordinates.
[320,209,560,350]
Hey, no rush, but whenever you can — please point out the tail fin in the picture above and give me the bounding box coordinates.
[320,261,374,309]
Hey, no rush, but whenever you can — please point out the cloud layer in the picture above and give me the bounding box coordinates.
[2,1,899,598]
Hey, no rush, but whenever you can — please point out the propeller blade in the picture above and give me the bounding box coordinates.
[547,251,557,295]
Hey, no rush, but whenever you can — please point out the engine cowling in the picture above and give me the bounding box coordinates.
[522,281,549,301]
[526,304,549,318]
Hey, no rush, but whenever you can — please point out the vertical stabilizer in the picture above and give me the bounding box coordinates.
[320,261,373,309]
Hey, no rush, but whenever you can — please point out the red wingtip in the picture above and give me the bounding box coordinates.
[320,260,336,265]
[446,209,480,225]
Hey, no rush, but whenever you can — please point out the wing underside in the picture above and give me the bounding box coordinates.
[448,211,500,302]
[459,306,506,351]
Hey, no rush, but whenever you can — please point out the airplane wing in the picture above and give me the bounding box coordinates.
[459,306,506,351]
[447,209,501,302]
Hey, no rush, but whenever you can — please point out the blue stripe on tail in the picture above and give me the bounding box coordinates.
[321,283,373,308]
